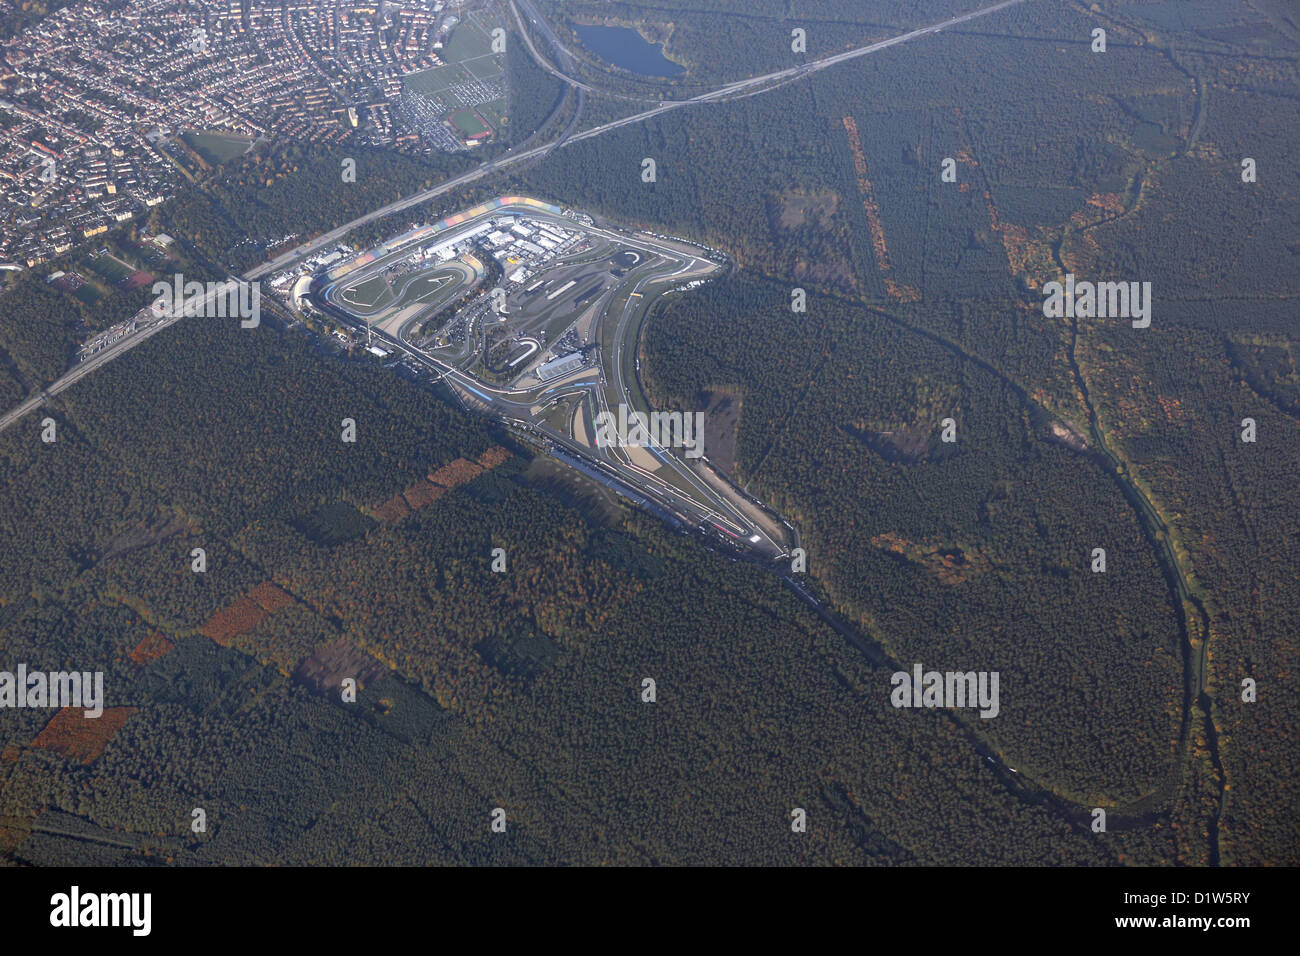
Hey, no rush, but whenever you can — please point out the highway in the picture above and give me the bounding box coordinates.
[564,0,1030,143]
[510,0,662,105]
[250,0,1029,277]
[0,280,243,433]
[0,0,1028,436]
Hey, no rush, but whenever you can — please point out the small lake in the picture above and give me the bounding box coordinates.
[574,24,684,77]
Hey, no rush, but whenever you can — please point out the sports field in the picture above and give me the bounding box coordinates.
[450,110,490,138]
[85,254,134,284]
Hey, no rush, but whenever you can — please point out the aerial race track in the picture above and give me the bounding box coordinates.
[323,196,566,283]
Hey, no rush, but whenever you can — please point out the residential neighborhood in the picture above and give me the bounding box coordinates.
[0,0,499,266]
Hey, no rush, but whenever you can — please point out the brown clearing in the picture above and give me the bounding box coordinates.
[31,706,135,765]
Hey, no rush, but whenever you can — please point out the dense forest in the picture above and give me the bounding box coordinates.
[0,311,1128,866]
[643,272,1185,806]
[0,0,70,40]
[0,276,81,400]
[509,0,1299,864]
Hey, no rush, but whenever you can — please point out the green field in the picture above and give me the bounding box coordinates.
[85,254,134,284]
[340,274,394,311]
[401,8,504,114]
[403,272,456,303]
[182,130,253,166]
[72,284,102,306]
[443,14,495,64]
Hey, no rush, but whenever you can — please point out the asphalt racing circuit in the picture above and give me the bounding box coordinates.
[311,196,793,559]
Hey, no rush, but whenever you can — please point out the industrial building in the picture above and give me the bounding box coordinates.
[535,351,586,382]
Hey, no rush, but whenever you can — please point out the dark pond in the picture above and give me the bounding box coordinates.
[574,24,684,77]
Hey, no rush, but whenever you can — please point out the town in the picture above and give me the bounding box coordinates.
[0,0,502,268]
